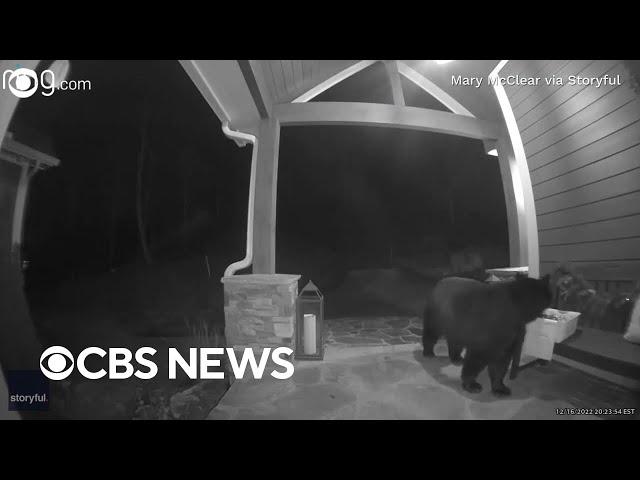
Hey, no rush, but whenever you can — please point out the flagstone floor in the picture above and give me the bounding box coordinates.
[208,316,640,420]
[325,316,423,347]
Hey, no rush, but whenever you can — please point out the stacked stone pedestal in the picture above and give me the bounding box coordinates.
[221,274,300,354]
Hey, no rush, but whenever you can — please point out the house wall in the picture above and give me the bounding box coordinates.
[501,60,640,280]
[0,60,45,419]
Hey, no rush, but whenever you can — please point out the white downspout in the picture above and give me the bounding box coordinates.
[222,121,258,276]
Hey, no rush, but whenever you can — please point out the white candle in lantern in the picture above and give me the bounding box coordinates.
[303,314,317,355]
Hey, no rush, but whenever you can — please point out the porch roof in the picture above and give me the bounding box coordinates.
[179,60,505,137]
[0,132,60,170]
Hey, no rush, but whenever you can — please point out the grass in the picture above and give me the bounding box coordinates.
[184,316,224,349]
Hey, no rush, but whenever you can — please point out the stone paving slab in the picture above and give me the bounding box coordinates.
[325,316,423,348]
[209,339,638,420]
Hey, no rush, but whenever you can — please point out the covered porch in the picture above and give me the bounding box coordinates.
[180,60,537,278]
[1,59,638,420]
[182,60,640,405]
[179,60,639,419]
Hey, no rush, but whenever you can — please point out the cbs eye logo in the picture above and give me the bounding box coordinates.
[40,346,75,380]
[3,67,57,98]
[6,68,39,98]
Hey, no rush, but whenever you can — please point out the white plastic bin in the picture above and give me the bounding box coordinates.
[522,309,580,362]
[531,309,580,343]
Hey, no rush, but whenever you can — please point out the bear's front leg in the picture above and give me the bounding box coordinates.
[422,314,439,357]
[461,350,487,393]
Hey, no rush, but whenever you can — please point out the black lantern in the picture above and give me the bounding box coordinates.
[295,281,324,360]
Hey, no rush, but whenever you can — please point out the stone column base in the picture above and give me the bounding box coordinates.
[221,274,300,352]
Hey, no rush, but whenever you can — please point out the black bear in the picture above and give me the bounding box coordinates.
[422,274,552,396]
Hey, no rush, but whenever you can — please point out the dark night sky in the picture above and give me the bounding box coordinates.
[8,60,508,284]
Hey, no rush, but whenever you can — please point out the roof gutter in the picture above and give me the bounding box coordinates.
[221,121,257,276]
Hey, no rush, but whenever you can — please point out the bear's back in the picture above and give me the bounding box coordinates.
[430,277,520,347]
[433,276,496,310]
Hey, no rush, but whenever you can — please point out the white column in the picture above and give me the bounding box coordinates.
[252,118,280,274]
[496,132,528,268]
[490,62,540,278]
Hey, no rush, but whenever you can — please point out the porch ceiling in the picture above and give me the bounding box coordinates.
[256,60,362,104]
[401,60,503,121]
[180,60,506,132]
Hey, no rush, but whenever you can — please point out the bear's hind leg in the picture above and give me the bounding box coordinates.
[489,348,513,397]
[461,350,488,393]
[447,341,464,365]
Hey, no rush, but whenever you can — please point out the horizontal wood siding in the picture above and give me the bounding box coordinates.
[506,60,640,279]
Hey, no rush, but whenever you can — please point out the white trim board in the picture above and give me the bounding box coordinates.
[397,62,476,117]
[291,60,379,103]
[273,102,499,140]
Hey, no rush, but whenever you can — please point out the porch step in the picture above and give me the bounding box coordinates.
[553,327,640,391]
